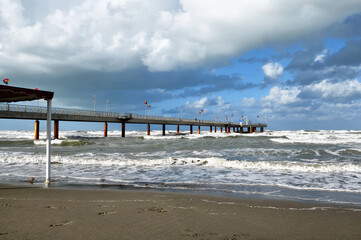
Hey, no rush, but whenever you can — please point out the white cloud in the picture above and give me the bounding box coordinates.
[241,97,257,107]
[304,79,361,99]
[262,62,284,79]
[313,49,328,63]
[184,97,208,110]
[262,86,300,108]
[1,0,361,74]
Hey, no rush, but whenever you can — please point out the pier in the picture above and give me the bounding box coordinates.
[0,103,267,138]
[0,85,267,184]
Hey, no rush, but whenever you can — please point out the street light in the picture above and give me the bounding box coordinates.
[92,95,96,112]
[106,100,110,112]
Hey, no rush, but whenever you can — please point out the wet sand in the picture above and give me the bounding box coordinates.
[0,183,360,240]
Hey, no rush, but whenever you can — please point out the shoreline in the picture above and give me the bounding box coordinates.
[1,183,361,240]
[3,179,361,208]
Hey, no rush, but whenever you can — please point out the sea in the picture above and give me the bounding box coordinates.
[0,129,360,207]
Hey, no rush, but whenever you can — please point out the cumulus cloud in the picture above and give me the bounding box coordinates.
[260,78,361,126]
[262,86,301,108]
[313,49,328,63]
[1,0,361,74]
[241,97,257,108]
[303,79,361,100]
[262,62,284,79]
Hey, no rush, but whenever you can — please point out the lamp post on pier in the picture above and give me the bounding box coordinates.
[92,95,96,112]
[106,100,110,112]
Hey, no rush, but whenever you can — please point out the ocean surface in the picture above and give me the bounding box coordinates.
[0,129,360,206]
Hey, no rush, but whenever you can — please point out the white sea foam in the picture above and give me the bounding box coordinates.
[1,130,361,206]
[268,130,361,144]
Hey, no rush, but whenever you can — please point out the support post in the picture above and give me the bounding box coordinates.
[227,127,230,133]
[210,126,212,132]
[254,127,257,133]
[177,125,180,134]
[220,127,223,133]
[54,120,59,139]
[34,120,39,140]
[190,125,193,134]
[248,126,252,133]
[198,126,201,134]
[162,124,166,136]
[214,126,217,133]
[261,127,264,132]
[122,122,125,137]
[104,122,108,137]
[45,100,52,184]
[233,127,235,133]
[147,124,150,135]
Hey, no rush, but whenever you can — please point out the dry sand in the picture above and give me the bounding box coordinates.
[0,183,360,240]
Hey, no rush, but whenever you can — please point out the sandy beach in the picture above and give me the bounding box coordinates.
[0,184,360,240]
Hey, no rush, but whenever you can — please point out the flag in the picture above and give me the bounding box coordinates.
[147,104,151,108]
[144,101,147,104]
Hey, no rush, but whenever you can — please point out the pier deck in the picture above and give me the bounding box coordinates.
[0,104,267,130]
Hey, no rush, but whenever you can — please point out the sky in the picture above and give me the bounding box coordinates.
[1,0,361,131]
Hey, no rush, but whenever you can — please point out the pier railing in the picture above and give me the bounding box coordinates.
[0,103,125,118]
[0,103,267,126]
[131,114,223,125]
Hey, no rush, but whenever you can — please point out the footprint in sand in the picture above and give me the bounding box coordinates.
[98,211,116,215]
[46,206,68,209]
[49,221,72,227]
[97,205,117,208]
[0,203,11,207]
[138,207,168,213]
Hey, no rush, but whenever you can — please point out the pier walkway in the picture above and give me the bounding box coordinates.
[0,103,267,138]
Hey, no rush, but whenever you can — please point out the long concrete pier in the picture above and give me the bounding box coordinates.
[0,103,267,138]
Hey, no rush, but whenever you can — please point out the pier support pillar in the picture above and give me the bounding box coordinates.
[253,127,257,133]
[240,127,243,133]
[177,125,180,134]
[122,123,125,137]
[210,126,212,132]
[198,126,201,134]
[261,127,264,132]
[147,124,150,135]
[104,122,108,137]
[233,127,235,133]
[162,124,166,136]
[214,126,217,133]
[34,120,39,140]
[54,120,59,139]
[190,125,193,134]
[227,127,230,133]
[220,127,223,133]
[248,127,251,133]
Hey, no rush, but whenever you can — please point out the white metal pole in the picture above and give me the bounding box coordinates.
[45,99,52,184]
[92,95,96,112]
[106,100,109,112]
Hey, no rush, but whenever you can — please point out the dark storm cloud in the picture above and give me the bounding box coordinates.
[9,66,254,112]
[327,13,361,38]
[325,39,361,67]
